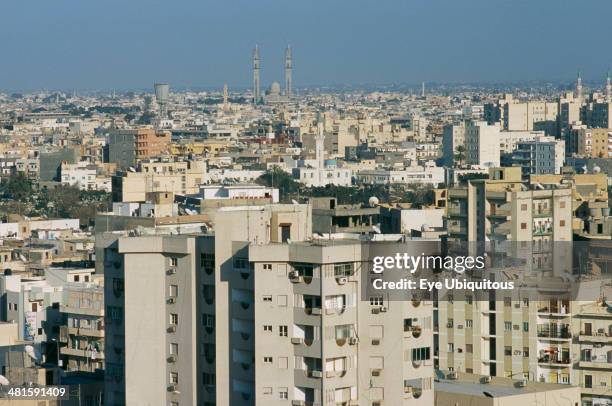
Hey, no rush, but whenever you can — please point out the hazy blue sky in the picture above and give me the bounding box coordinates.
[1,0,610,90]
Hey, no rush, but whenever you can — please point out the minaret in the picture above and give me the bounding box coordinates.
[606,70,611,102]
[576,70,583,100]
[253,45,261,104]
[421,81,425,97]
[315,112,325,173]
[223,83,229,112]
[285,45,293,97]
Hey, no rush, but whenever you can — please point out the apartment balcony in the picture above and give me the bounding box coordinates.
[578,333,611,343]
[537,357,571,367]
[60,305,104,317]
[60,347,105,360]
[578,359,612,370]
[447,207,466,217]
[66,326,105,338]
[537,328,571,341]
[533,227,553,236]
[533,209,552,218]
[294,368,324,388]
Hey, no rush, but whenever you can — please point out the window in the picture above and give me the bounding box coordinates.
[504,297,511,307]
[263,325,272,333]
[447,343,454,352]
[263,264,272,270]
[504,346,512,356]
[560,220,565,227]
[334,262,354,277]
[369,296,384,306]
[466,319,473,328]
[412,347,431,361]
[522,298,529,307]
[523,347,529,357]
[74,275,80,282]
[233,257,250,270]
[262,295,272,302]
[169,285,178,297]
[560,201,566,208]
[505,322,512,331]
[466,344,473,353]
[279,388,288,400]
[202,314,214,328]
[170,257,178,267]
[279,326,288,337]
[466,295,473,304]
[447,319,454,328]
[263,387,272,395]
[521,204,528,211]
[523,322,529,332]
[170,372,178,384]
[263,357,273,364]
[521,223,527,230]
[170,314,178,325]
[170,343,178,355]
[585,375,592,389]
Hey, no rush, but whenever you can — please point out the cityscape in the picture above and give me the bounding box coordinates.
[0,1,611,406]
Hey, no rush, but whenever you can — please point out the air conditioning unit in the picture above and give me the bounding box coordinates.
[371,307,380,314]
[371,369,381,377]
[371,339,380,346]
[482,376,492,384]
[167,297,176,304]
[167,325,176,333]
[336,277,347,285]
[518,379,528,387]
[349,337,358,345]
[310,308,322,316]
[372,402,382,406]
[167,384,178,392]
[404,386,413,394]
[447,371,458,380]
[379,306,387,313]
[167,355,177,363]
[167,268,176,275]
[310,370,323,378]
[289,271,301,282]
[291,337,304,345]
[457,324,463,329]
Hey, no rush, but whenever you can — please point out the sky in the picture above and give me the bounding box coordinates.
[0,0,611,91]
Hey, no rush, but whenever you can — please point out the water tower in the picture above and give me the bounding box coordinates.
[154,83,170,119]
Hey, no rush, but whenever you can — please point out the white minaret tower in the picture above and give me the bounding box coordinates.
[421,81,425,97]
[576,70,583,100]
[223,83,229,112]
[606,69,611,102]
[253,45,261,104]
[285,45,293,97]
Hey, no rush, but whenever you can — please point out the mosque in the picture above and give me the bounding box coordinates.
[252,45,292,104]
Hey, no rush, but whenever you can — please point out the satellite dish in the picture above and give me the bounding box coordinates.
[372,225,381,234]
[592,165,601,174]
[128,167,136,173]
[185,209,197,215]
[25,345,40,362]
[0,375,9,386]
[368,196,380,207]
[291,199,299,205]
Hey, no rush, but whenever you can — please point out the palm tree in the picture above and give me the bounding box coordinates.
[454,145,466,168]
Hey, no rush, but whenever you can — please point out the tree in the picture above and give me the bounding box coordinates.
[454,145,466,168]
[2,173,33,201]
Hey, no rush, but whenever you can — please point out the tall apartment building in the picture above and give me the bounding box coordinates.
[512,138,565,177]
[559,93,583,138]
[568,125,612,158]
[484,94,559,135]
[103,202,436,405]
[249,239,434,405]
[103,204,312,406]
[442,122,466,167]
[465,121,501,168]
[108,128,171,169]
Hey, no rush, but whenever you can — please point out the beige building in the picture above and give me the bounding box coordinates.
[568,125,612,158]
[111,158,206,202]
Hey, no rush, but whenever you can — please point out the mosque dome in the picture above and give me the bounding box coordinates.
[270,82,281,95]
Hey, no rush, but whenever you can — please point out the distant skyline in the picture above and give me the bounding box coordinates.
[1,0,611,91]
